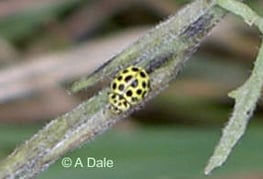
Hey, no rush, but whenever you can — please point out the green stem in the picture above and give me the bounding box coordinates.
[217,0,263,32]
[205,0,263,174]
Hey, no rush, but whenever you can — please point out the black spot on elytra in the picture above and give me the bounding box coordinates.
[125,75,132,82]
[136,89,142,95]
[142,81,147,88]
[117,76,122,81]
[118,95,124,100]
[112,83,117,90]
[131,79,138,88]
[132,67,139,72]
[122,69,129,73]
[131,97,137,102]
[118,84,124,91]
[140,71,146,78]
[123,101,128,107]
[142,91,147,98]
[113,100,117,104]
[126,90,132,97]
[111,94,116,99]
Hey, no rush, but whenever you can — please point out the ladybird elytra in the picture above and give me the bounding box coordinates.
[108,66,150,114]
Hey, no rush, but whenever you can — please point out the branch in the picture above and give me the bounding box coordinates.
[205,0,263,175]
[0,0,227,178]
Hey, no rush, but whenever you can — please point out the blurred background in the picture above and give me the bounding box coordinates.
[0,0,263,178]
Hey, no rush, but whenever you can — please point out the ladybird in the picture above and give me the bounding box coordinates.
[108,66,150,114]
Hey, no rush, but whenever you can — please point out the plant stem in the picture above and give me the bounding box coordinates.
[205,0,263,174]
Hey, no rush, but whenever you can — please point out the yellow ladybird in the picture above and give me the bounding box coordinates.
[108,66,150,114]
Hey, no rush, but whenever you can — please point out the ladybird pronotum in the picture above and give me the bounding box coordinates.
[108,66,150,114]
